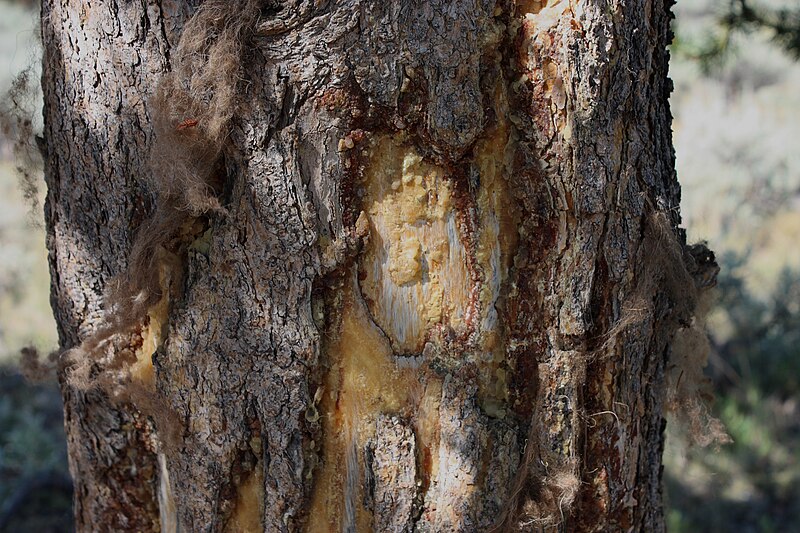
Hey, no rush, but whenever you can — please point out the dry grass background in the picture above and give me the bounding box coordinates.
[666,2,800,531]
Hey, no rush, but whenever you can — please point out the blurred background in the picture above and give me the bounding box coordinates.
[0,0,797,531]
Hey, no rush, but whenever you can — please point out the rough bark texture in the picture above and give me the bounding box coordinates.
[41,1,194,530]
[42,0,694,531]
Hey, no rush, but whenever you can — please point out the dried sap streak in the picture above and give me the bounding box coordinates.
[307,278,432,532]
[130,265,171,385]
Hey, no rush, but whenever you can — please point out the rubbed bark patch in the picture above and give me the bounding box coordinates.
[308,278,422,532]
[417,377,520,532]
[358,135,472,354]
[311,85,522,530]
[157,453,177,533]
[130,264,171,387]
[471,90,520,417]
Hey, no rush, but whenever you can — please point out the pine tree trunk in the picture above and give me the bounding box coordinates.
[42,0,690,531]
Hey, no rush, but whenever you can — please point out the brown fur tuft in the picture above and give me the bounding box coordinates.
[64,0,265,387]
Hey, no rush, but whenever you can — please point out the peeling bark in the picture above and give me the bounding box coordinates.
[43,0,687,531]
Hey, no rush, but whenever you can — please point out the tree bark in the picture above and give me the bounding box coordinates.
[41,0,697,531]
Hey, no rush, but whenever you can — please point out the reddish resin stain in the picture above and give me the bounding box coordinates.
[176,118,199,131]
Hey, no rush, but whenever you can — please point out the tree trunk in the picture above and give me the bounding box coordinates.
[41,0,702,531]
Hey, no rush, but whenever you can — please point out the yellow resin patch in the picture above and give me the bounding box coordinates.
[130,270,170,386]
[359,137,472,354]
[225,461,264,533]
[472,83,520,412]
[306,278,433,532]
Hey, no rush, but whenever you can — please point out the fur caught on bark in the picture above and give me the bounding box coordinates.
[666,271,730,447]
[597,211,727,448]
[492,437,580,532]
[495,210,727,531]
[18,346,58,383]
[643,213,729,447]
[2,70,60,384]
[63,0,264,390]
